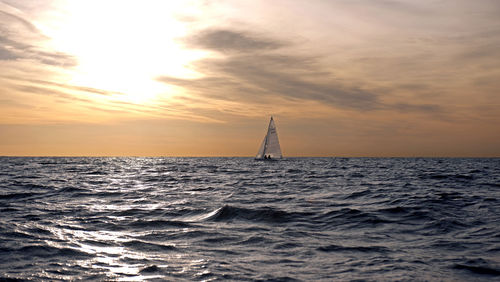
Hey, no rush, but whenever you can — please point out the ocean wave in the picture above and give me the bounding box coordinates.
[9,245,92,259]
[0,192,39,200]
[202,205,295,223]
[317,244,391,253]
[453,258,500,276]
[122,240,177,252]
[0,157,498,281]
[128,219,192,229]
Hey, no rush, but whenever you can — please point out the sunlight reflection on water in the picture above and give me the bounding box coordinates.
[45,217,211,280]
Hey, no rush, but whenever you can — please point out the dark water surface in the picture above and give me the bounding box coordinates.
[0,157,499,281]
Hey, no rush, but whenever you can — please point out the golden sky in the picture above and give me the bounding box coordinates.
[1,0,499,156]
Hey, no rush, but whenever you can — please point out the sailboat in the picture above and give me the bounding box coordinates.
[255,116,283,160]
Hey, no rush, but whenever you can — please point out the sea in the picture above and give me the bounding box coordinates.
[0,157,499,281]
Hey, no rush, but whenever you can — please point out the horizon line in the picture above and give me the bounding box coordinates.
[1,155,499,158]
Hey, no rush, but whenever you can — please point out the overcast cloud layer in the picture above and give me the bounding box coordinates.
[1,0,499,156]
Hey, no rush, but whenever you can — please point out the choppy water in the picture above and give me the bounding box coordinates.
[0,157,499,281]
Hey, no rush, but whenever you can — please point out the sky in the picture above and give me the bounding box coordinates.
[0,0,499,157]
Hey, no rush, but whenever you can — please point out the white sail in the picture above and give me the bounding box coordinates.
[255,117,282,159]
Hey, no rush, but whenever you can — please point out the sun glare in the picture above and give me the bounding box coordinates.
[36,0,205,104]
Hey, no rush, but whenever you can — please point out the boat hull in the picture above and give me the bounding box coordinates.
[254,158,281,161]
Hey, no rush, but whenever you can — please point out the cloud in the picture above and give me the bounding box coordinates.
[455,40,500,71]
[161,24,454,115]
[391,103,442,113]
[0,97,31,108]
[0,9,42,36]
[160,54,381,110]
[0,9,77,66]
[0,44,17,60]
[18,78,125,96]
[160,28,444,113]
[184,29,285,53]
[11,84,94,104]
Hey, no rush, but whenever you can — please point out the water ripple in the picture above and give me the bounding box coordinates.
[0,157,499,280]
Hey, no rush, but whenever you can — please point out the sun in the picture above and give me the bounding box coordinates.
[36,0,205,104]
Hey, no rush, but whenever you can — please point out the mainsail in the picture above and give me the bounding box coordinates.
[255,117,282,159]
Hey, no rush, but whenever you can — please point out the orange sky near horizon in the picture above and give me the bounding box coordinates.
[1,0,499,157]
